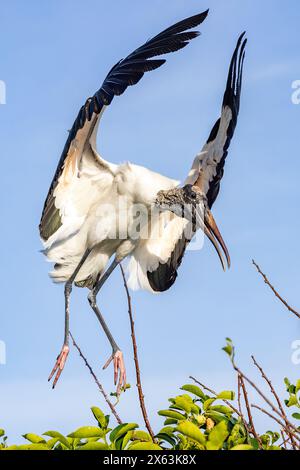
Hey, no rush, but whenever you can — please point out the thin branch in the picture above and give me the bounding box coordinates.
[251,355,297,449]
[237,375,243,418]
[239,375,262,448]
[251,405,300,447]
[120,265,155,441]
[69,331,122,425]
[252,260,300,320]
[280,430,288,450]
[233,363,300,437]
[232,363,282,421]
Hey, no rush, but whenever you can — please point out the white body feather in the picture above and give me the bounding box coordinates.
[42,141,180,289]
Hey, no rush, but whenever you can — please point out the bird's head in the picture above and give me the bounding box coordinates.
[155,184,230,271]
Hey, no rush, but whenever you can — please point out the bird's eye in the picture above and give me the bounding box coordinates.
[184,184,198,200]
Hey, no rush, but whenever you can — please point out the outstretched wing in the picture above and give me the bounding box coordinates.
[186,32,247,207]
[39,10,209,243]
[144,33,247,292]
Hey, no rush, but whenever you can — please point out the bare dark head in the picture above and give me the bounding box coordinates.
[155,184,231,271]
[155,184,206,217]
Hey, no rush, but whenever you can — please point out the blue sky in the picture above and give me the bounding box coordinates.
[0,0,300,442]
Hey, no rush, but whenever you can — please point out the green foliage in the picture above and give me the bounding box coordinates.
[1,376,299,450]
[1,340,299,451]
[222,337,235,364]
[284,378,300,409]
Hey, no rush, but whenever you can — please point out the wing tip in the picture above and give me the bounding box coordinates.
[222,31,247,108]
[198,8,210,21]
[194,8,209,22]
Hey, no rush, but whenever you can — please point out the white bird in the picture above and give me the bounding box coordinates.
[39,10,246,392]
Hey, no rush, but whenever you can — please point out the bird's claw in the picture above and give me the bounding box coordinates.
[103,350,126,396]
[48,344,69,389]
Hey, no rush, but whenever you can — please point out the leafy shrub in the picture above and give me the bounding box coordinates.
[1,377,299,450]
[1,339,299,450]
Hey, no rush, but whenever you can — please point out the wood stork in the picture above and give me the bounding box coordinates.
[39,10,246,393]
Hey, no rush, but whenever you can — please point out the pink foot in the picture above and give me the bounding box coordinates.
[48,344,69,389]
[103,350,126,396]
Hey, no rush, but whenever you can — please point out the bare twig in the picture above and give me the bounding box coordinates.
[280,430,288,450]
[252,260,300,320]
[251,355,297,449]
[120,265,155,441]
[233,363,300,438]
[232,363,281,420]
[251,405,300,447]
[239,375,262,448]
[237,375,243,418]
[69,331,122,425]
[189,377,218,398]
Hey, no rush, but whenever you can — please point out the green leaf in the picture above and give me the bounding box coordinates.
[191,403,201,414]
[115,435,124,451]
[121,431,134,450]
[128,441,162,450]
[45,438,59,449]
[203,398,216,411]
[177,433,187,448]
[284,377,291,389]
[0,430,5,438]
[22,433,46,444]
[261,433,271,446]
[110,423,138,443]
[155,433,176,448]
[158,410,186,421]
[43,431,71,449]
[288,385,296,394]
[222,338,235,362]
[176,421,206,446]
[181,384,206,400]
[77,441,108,450]
[131,431,151,442]
[91,407,107,428]
[217,391,235,401]
[227,423,246,449]
[173,395,193,414]
[249,438,260,450]
[164,418,178,425]
[11,443,50,450]
[210,405,234,416]
[285,395,298,407]
[158,426,175,435]
[231,444,254,451]
[68,426,104,439]
[292,412,300,420]
[295,379,300,393]
[206,421,229,450]
[266,431,280,444]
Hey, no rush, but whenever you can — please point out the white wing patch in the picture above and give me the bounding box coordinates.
[185,106,232,194]
[43,110,116,250]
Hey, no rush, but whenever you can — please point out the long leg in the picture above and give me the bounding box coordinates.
[88,258,126,394]
[48,248,92,388]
